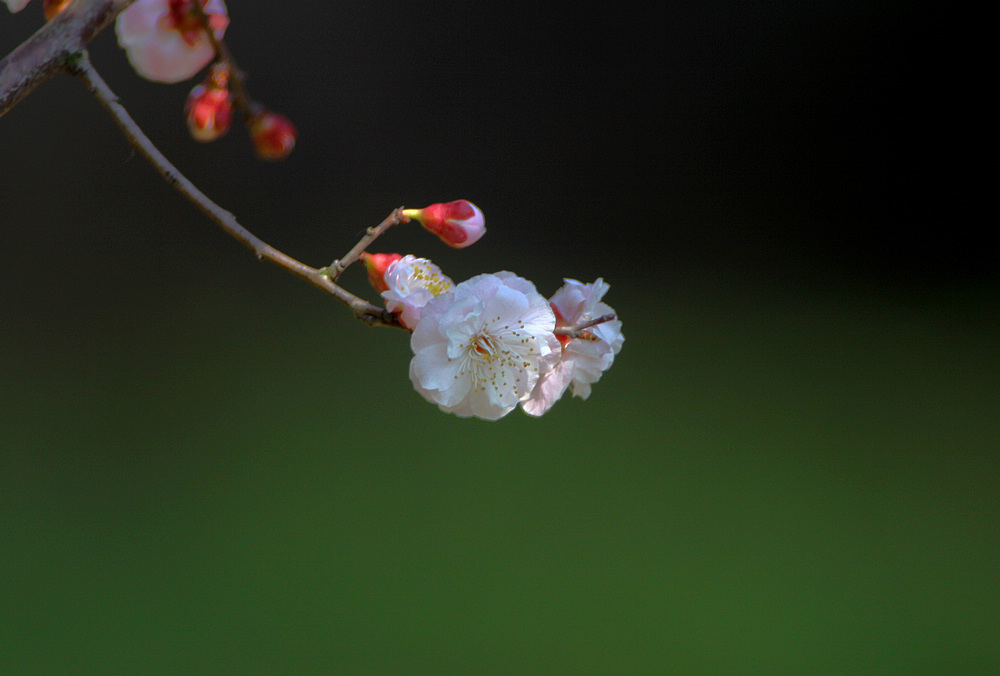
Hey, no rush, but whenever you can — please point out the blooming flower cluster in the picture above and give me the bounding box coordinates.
[2,0,624,420]
[409,272,561,420]
[364,204,623,420]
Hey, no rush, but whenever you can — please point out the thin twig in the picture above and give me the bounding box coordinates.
[71,50,401,328]
[554,313,617,339]
[322,209,409,281]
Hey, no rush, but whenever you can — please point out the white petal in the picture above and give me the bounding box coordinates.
[4,0,32,13]
[407,271,560,420]
[521,358,574,416]
[410,344,471,407]
[482,282,529,327]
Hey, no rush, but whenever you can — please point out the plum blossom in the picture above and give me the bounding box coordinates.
[116,0,229,83]
[381,255,455,330]
[409,272,560,420]
[521,278,624,416]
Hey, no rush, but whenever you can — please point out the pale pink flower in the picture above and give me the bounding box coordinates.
[521,278,623,416]
[3,0,31,12]
[115,0,229,84]
[381,255,455,330]
[409,272,560,420]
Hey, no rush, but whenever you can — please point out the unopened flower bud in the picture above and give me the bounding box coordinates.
[43,0,71,19]
[185,64,232,142]
[250,109,297,160]
[360,252,403,293]
[402,200,485,249]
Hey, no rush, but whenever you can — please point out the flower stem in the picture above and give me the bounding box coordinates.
[189,0,254,126]
[321,209,409,281]
[72,50,401,328]
[555,313,617,338]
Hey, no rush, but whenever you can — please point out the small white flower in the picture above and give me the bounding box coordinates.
[409,272,560,420]
[3,0,31,13]
[115,0,229,84]
[381,255,455,330]
[521,278,624,416]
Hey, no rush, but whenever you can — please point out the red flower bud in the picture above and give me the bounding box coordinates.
[250,109,297,161]
[360,252,403,293]
[184,65,232,142]
[402,200,485,248]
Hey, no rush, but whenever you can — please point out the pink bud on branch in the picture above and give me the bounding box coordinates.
[402,200,485,248]
[250,109,297,160]
[360,252,403,293]
[184,63,232,141]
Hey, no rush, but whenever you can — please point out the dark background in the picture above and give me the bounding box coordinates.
[2,1,997,673]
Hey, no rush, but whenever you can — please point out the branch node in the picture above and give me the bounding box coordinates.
[318,260,344,279]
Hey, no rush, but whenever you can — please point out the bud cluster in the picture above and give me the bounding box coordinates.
[110,0,297,160]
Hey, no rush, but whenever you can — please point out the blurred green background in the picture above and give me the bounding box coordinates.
[2,1,996,673]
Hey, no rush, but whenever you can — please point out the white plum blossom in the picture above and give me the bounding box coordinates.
[409,272,561,420]
[116,0,229,84]
[3,0,30,12]
[381,255,455,330]
[521,278,624,416]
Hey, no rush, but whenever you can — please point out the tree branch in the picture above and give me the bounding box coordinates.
[3,1,400,327]
[0,0,135,117]
[70,50,401,328]
[322,210,409,282]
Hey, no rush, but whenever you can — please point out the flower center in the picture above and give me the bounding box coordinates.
[159,0,228,48]
[411,263,453,297]
[471,334,499,362]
